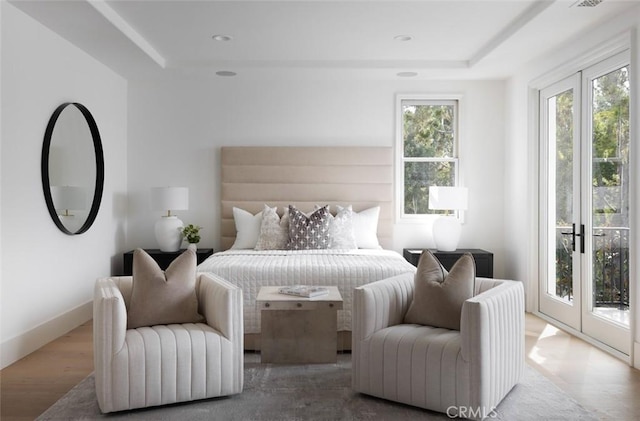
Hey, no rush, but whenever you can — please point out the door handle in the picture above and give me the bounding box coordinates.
[560,223,584,253]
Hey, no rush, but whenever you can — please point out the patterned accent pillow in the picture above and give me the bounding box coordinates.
[255,205,289,250]
[329,205,357,249]
[286,205,331,250]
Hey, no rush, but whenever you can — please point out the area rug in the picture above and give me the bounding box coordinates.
[37,353,597,420]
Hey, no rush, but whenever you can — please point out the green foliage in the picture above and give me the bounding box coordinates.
[181,224,202,244]
[403,104,454,158]
[592,67,629,223]
[553,90,574,226]
[402,104,456,214]
[557,228,629,306]
[553,66,630,306]
[592,229,629,307]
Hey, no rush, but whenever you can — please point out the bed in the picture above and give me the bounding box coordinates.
[197,146,417,350]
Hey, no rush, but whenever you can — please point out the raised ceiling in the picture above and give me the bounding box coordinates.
[9,0,640,79]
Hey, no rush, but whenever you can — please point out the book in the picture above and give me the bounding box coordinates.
[278,285,330,298]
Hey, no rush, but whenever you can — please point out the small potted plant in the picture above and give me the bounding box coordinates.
[181,224,202,250]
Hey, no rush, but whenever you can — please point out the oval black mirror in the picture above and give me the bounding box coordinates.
[41,103,104,235]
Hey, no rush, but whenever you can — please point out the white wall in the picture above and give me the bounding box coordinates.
[505,6,640,365]
[0,3,128,368]
[127,75,508,275]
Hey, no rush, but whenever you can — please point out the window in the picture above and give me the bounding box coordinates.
[396,96,459,220]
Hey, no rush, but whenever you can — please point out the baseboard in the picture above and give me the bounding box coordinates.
[1,300,92,369]
[634,342,640,369]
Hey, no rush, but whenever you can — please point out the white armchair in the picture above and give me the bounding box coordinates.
[93,273,244,413]
[352,272,524,420]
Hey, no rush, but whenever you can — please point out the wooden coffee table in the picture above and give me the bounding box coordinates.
[256,286,343,364]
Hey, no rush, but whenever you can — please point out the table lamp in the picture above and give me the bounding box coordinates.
[151,187,188,252]
[51,186,86,216]
[429,186,468,252]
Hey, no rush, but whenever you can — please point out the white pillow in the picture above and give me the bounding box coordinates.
[231,207,263,249]
[343,205,381,249]
[255,205,289,250]
[329,205,357,249]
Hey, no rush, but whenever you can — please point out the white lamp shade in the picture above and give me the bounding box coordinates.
[151,187,189,213]
[51,186,86,211]
[428,186,468,211]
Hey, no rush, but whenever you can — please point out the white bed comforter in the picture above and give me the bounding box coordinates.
[197,249,416,333]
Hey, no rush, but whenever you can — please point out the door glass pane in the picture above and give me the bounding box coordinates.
[591,66,630,326]
[549,89,574,302]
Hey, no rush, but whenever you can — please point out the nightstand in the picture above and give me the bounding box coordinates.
[403,248,494,278]
[123,248,214,276]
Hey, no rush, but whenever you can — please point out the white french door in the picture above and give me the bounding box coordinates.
[539,73,582,330]
[539,51,631,355]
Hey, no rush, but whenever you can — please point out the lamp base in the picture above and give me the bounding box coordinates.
[432,216,461,252]
[155,216,184,252]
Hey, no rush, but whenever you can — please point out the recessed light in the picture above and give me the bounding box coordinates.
[212,34,233,42]
[394,35,413,42]
[397,72,418,78]
[216,70,237,77]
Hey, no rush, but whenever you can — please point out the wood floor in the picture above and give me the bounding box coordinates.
[1,314,640,420]
[0,321,94,421]
[524,315,640,420]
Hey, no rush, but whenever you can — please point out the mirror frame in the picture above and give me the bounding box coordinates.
[41,102,105,235]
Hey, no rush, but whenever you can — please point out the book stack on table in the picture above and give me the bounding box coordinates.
[278,285,330,298]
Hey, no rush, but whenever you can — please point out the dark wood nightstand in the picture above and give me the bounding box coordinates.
[123,248,214,276]
[403,248,494,278]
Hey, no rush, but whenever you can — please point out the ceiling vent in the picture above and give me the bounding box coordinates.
[572,0,603,7]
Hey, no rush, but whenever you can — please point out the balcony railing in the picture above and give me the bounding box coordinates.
[555,226,629,309]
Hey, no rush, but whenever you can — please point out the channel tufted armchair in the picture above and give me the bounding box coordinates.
[352,272,524,420]
[93,273,243,413]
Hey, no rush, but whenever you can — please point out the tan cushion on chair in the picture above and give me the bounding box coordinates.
[403,250,475,330]
[127,248,203,329]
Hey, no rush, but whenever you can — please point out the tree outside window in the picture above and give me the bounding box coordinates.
[400,99,458,217]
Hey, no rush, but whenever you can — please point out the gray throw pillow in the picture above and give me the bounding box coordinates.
[286,205,331,250]
[403,250,475,330]
[127,248,204,329]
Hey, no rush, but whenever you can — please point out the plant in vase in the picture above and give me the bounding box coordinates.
[181,224,202,250]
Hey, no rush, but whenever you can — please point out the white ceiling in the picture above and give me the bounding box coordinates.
[9,0,640,80]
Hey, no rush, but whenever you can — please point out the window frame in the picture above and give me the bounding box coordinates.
[395,94,463,223]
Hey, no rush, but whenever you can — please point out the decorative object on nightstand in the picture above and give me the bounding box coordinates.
[429,186,468,251]
[122,248,214,276]
[181,224,202,251]
[403,248,494,278]
[150,187,188,252]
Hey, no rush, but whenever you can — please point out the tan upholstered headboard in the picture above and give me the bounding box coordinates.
[220,146,394,250]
